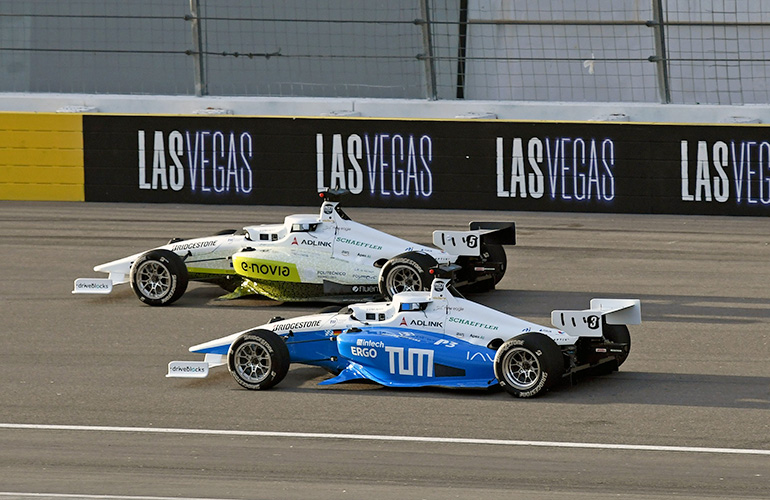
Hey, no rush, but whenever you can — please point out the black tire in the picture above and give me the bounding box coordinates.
[604,323,631,368]
[129,249,188,306]
[494,333,564,398]
[465,243,507,293]
[227,329,290,390]
[378,252,437,300]
[484,243,507,285]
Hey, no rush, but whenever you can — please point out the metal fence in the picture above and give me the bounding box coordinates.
[1,0,769,105]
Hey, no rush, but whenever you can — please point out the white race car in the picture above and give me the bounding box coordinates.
[73,191,515,306]
[167,276,642,398]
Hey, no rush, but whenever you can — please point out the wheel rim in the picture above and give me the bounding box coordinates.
[135,261,172,299]
[500,347,541,390]
[233,341,272,384]
[385,264,422,296]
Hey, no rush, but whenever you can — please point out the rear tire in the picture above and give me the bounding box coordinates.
[465,243,507,293]
[604,323,631,368]
[484,243,507,286]
[378,252,437,300]
[228,330,290,390]
[130,249,188,306]
[494,333,564,398]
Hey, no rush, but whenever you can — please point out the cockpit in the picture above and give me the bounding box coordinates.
[399,302,430,312]
[346,295,436,325]
[291,222,319,233]
[244,223,286,242]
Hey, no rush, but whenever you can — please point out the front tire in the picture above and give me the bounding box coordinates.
[494,333,564,398]
[227,330,290,390]
[130,249,188,306]
[378,252,437,300]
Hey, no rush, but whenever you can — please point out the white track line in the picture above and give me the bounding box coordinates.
[1,422,768,456]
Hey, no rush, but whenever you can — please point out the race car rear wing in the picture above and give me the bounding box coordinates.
[432,222,515,256]
[550,299,641,337]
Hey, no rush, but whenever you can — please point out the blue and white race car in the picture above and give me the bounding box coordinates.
[74,190,514,306]
[167,276,641,397]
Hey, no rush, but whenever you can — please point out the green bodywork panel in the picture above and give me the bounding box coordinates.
[220,278,325,302]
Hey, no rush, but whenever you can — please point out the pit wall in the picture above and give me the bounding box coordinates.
[2,110,770,216]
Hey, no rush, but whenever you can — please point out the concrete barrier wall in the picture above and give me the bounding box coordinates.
[0,112,84,201]
[3,111,770,217]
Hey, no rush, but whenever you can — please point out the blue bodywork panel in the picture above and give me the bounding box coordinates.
[282,326,498,389]
[283,327,344,374]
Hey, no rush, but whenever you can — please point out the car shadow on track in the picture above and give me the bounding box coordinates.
[173,361,770,410]
[132,280,769,329]
[549,370,770,409]
[479,289,770,325]
[268,365,770,410]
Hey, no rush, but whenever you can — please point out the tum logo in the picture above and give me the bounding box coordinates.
[385,347,434,377]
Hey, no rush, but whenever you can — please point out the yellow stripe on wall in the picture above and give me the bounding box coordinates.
[0,112,84,201]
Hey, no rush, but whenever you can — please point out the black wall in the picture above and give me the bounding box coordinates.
[83,115,770,216]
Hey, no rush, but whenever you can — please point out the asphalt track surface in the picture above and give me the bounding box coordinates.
[1,201,768,500]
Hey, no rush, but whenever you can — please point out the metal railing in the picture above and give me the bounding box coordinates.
[1,1,768,105]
